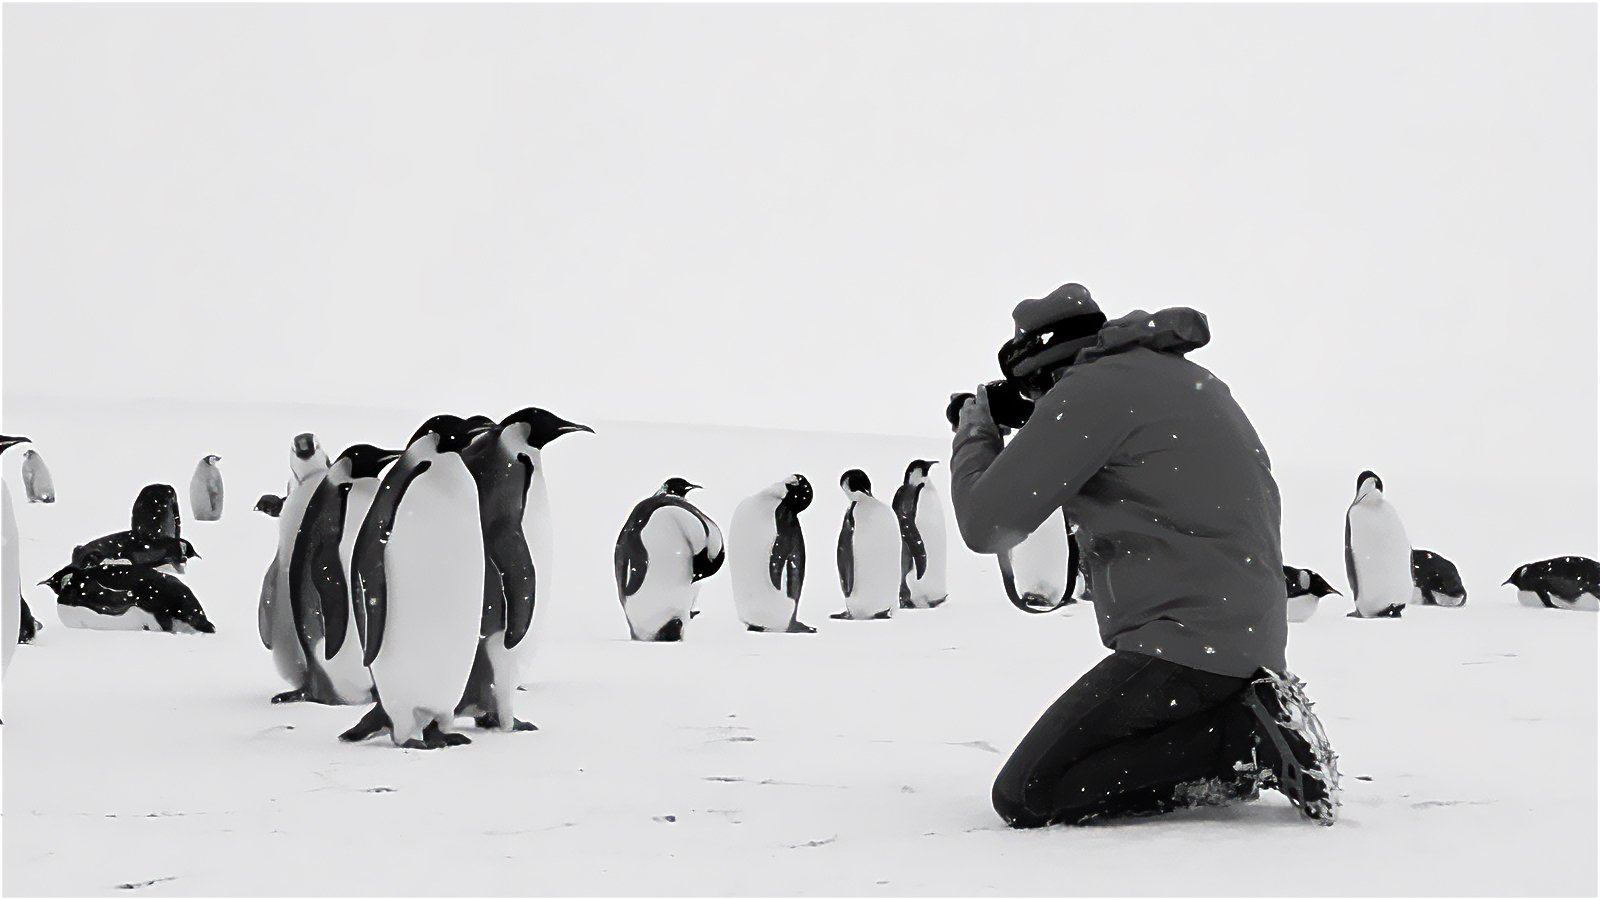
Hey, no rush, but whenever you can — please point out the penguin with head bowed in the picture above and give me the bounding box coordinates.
[1344,471,1413,618]
[261,433,335,703]
[130,484,182,548]
[72,531,198,573]
[1504,556,1600,611]
[451,407,592,730]
[43,555,216,634]
[190,455,224,521]
[285,444,404,710]
[615,477,725,642]
[832,470,900,621]
[3,435,31,676]
[894,459,948,609]
[20,448,55,504]
[730,474,816,633]
[254,494,286,518]
[339,414,496,749]
[1283,565,1341,623]
[1411,550,1466,608]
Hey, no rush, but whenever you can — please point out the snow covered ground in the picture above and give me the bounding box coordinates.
[2,395,1595,896]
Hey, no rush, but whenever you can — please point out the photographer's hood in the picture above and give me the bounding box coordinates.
[1074,307,1211,366]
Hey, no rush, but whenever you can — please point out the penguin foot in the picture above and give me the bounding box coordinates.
[340,706,392,743]
[746,624,767,633]
[899,597,916,610]
[870,610,893,620]
[271,689,308,705]
[425,723,471,747]
[472,714,538,732]
[786,621,818,634]
[830,611,853,620]
[926,596,949,608]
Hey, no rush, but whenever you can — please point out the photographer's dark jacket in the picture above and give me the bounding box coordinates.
[950,307,1287,678]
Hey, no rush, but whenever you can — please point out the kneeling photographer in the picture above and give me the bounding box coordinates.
[947,283,1341,828]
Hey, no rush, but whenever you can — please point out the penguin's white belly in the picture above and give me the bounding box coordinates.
[269,475,323,686]
[845,503,900,620]
[1348,503,1412,615]
[369,468,484,738]
[625,510,700,640]
[1517,590,1546,608]
[1433,591,1467,608]
[518,475,554,670]
[57,603,163,632]
[905,493,948,605]
[1551,592,1600,612]
[319,484,378,702]
[730,501,796,630]
[3,485,21,674]
[1286,594,1319,623]
[1010,515,1069,601]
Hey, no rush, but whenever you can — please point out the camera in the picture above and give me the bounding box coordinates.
[947,380,1036,432]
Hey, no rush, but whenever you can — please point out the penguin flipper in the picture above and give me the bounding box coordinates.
[688,506,726,582]
[353,458,432,667]
[488,524,537,650]
[258,557,279,651]
[894,484,928,579]
[615,505,650,599]
[294,479,352,659]
[837,506,855,597]
[1343,514,1360,608]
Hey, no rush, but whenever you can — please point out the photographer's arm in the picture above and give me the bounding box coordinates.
[949,371,1128,555]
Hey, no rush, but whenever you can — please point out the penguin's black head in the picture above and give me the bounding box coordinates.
[1504,565,1528,588]
[782,474,813,512]
[292,433,319,460]
[904,459,938,483]
[1356,470,1383,495]
[840,469,872,496]
[0,435,32,454]
[254,494,285,517]
[178,538,201,561]
[40,563,79,595]
[410,415,494,453]
[660,477,701,497]
[337,444,405,479]
[1308,571,1341,597]
[204,454,221,465]
[500,407,595,449]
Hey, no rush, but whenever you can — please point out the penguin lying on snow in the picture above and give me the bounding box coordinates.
[1284,566,1341,622]
[1505,557,1599,611]
[42,556,215,634]
[21,449,55,503]
[254,494,286,518]
[73,531,199,574]
[1411,550,1466,607]
[615,477,724,642]
[833,470,898,621]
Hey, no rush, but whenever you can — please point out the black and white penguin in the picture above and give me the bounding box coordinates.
[1411,549,1466,608]
[1283,565,1341,623]
[254,494,286,518]
[43,556,215,634]
[2,435,29,675]
[893,460,948,609]
[72,531,198,572]
[730,474,816,633]
[286,444,403,708]
[341,415,494,749]
[261,435,332,703]
[130,483,182,546]
[20,448,55,504]
[1504,556,1599,611]
[614,477,725,642]
[190,455,224,521]
[999,509,1073,613]
[18,597,41,643]
[832,470,899,621]
[1344,471,1412,618]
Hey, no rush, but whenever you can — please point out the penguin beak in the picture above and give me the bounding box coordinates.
[0,435,32,452]
[466,421,497,438]
[558,422,595,436]
[379,448,404,465]
[687,483,703,492]
[1502,578,1513,586]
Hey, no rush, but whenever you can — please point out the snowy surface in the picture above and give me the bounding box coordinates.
[2,396,1596,896]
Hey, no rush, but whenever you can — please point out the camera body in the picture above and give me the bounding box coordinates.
[947,380,1036,432]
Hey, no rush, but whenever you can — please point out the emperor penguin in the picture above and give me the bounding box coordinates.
[1344,471,1413,618]
[44,557,216,634]
[20,448,55,504]
[254,494,286,518]
[1504,556,1599,611]
[190,455,224,521]
[999,509,1073,613]
[343,415,495,749]
[730,474,816,633]
[832,470,900,621]
[131,483,182,545]
[1284,565,1341,623]
[1411,549,1467,607]
[3,435,31,677]
[452,408,591,730]
[894,459,948,609]
[261,435,332,703]
[614,478,725,642]
[73,531,198,571]
[287,444,403,707]
[289,433,330,487]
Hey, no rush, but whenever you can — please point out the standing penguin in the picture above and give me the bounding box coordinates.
[342,415,494,749]
[20,449,55,504]
[730,475,816,633]
[287,444,403,707]
[1284,565,1341,623]
[261,437,331,703]
[289,433,330,487]
[1411,549,1467,608]
[614,478,725,642]
[3,435,30,676]
[190,455,224,521]
[999,509,1073,613]
[832,470,900,621]
[894,460,948,609]
[131,484,182,544]
[1345,471,1413,618]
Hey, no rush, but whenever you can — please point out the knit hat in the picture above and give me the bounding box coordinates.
[999,283,1108,381]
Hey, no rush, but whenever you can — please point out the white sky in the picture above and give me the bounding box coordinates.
[4,3,1595,495]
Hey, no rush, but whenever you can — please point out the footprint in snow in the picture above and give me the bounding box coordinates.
[947,740,1000,754]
